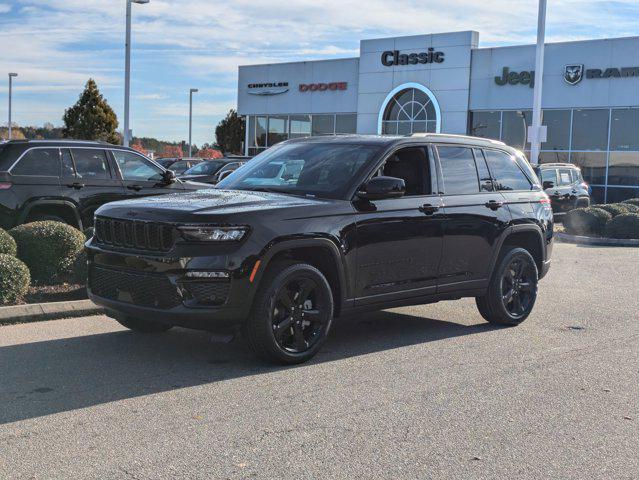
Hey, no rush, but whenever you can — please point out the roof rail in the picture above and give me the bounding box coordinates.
[409,132,507,146]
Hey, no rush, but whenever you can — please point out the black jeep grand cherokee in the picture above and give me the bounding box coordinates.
[87,134,553,364]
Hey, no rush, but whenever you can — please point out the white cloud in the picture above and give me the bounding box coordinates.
[0,3,11,13]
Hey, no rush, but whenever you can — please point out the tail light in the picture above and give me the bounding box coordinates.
[0,182,12,190]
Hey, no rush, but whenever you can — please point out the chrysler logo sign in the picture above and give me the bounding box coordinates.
[247,82,289,95]
[564,64,584,85]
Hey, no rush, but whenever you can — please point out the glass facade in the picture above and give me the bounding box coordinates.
[246,113,357,156]
[381,88,438,135]
[469,108,639,203]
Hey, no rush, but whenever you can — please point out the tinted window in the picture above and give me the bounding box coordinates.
[335,114,357,134]
[572,109,609,151]
[558,169,574,186]
[217,142,378,199]
[501,110,531,150]
[608,152,639,186]
[382,147,431,196]
[437,146,479,195]
[290,115,311,138]
[61,149,75,178]
[542,110,571,151]
[311,115,335,135]
[484,149,532,191]
[12,148,60,176]
[540,169,557,185]
[610,108,639,151]
[72,149,111,179]
[268,116,289,145]
[473,149,493,192]
[183,160,225,175]
[112,150,162,181]
[470,111,501,140]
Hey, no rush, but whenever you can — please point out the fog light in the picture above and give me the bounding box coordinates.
[185,271,230,279]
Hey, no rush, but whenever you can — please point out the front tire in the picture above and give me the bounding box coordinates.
[476,247,539,325]
[113,314,173,333]
[244,261,334,365]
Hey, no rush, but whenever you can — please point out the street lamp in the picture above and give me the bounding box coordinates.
[123,0,150,147]
[8,73,17,140]
[529,0,547,165]
[188,88,198,157]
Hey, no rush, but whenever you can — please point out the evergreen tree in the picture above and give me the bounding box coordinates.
[215,109,245,154]
[63,79,119,144]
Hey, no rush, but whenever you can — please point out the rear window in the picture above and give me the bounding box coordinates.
[11,148,60,176]
[484,149,532,191]
[437,146,479,195]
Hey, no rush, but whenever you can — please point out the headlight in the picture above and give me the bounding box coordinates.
[178,225,249,242]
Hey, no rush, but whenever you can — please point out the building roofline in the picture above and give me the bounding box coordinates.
[239,56,358,69]
[475,34,639,51]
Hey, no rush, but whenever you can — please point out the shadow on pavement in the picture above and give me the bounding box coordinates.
[0,310,497,425]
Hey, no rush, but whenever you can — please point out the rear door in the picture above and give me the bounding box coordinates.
[9,147,62,220]
[68,148,126,226]
[557,167,578,212]
[110,149,184,198]
[436,145,510,290]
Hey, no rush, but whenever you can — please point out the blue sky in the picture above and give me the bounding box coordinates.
[1,0,638,146]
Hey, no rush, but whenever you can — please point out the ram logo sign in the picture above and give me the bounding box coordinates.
[564,64,584,85]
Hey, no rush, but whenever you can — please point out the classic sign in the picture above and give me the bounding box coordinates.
[381,48,445,66]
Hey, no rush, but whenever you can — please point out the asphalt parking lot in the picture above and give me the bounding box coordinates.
[1,242,637,479]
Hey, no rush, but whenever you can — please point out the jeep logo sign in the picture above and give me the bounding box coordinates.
[494,67,535,88]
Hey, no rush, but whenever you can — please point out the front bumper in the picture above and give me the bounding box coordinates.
[86,242,257,332]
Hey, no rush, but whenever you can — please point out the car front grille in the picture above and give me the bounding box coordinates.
[94,217,175,252]
[181,281,230,306]
[89,265,182,309]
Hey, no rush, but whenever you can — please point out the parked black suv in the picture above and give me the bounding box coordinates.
[87,134,554,364]
[0,140,203,230]
[534,163,590,217]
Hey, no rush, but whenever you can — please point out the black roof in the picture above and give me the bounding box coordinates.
[1,139,122,148]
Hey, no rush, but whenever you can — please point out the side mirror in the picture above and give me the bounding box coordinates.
[357,176,406,201]
[542,180,555,190]
[162,169,176,184]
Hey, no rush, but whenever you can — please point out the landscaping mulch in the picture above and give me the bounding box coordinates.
[21,283,87,305]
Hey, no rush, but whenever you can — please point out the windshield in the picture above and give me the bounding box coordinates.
[183,160,225,176]
[216,142,380,199]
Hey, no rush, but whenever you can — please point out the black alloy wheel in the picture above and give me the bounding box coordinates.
[245,261,334,364]
[476,247,538,325]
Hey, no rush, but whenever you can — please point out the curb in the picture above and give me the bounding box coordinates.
[0,299,105,326]
[556,232,639,247]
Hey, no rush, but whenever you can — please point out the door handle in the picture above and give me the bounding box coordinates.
[419,203,439,215]
[485,200,504,210]
[127,185,143,192]
[66,182,84,190]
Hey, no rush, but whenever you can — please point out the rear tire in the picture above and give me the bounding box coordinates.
[244,261,334,365]
[113,314,173,333]
[476,247,538,326]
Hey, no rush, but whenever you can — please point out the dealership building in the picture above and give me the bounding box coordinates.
[237,31,639,203]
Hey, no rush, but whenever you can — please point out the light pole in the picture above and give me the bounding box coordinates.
[124,0,149,147]
[188,88,198,157]
[529,0,547,165]
[8,73,17,140]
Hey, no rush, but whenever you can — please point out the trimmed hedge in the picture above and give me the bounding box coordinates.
[72,250,88,284]
[596,203,634,217]
[0,254,30,305]
[563,207,612,236]
[0,228,17,256]
[605,213,639,239]
[9,221,86,283]
[621,203,639,213]
[83,227,94,240]
[623,198,639,207]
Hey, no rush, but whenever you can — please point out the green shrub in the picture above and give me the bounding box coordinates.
[596,203,634,217]
[605,213,639,239]
[72,250,88,285]
[9,221,86,283]
[0,254,30,305]
[623,198,639,207]
[621,203,639,213]
[563,207,612,236]
[83,227,94,240]
[0,228,17,256]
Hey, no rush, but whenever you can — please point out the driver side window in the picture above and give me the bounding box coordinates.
[380,147,432,196]
[112,150,162,181]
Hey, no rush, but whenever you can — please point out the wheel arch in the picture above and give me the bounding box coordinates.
[19,199,83,229]
[253,237,350,317]
[490,225,546,278]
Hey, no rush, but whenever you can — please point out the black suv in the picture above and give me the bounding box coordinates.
[0,140,202,230]
[87,134,554,364]
[534,163,590,217]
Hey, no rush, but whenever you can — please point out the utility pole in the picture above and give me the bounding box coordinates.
[529,0,548,165]
[188,88,198,157]
[8,73,17,140]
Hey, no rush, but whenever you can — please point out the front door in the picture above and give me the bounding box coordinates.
[67,148,127,227]
[436,146,510,291]
[110,150,184,198]
[354,146,444,305]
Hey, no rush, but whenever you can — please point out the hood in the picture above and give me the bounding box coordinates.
[95,189,330,222]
